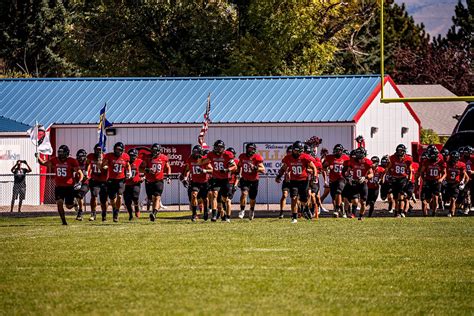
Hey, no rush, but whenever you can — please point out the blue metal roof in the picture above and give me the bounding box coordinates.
[0,76,380,126]
[0,116,31,132]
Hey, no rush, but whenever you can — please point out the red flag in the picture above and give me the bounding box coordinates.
[198,93,211,148]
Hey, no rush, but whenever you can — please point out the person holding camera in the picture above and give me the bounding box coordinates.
[10,160,32,212]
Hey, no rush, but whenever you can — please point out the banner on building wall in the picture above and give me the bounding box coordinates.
[125,144,191,173]
[243,142,292,176]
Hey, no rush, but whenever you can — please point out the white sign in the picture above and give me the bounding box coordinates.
[244,142,292,176]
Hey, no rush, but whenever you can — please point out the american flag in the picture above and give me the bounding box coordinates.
[198,93,211,148]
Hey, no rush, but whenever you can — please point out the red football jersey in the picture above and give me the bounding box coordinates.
[461,155,473,179]
[50,157,80,187]
[344,157,372,180]
[325,154,350,182]
[446,161,466,183]
[388,155,413,178]
[206,151,235,180]
[87,153,108,182]
[126,159,143,185]
[422,159,446,181]
[186,157,210,184]
[78,160,89,185]
[105,153,130,180]
[282,153,313,181]
[368,166,385,189]
[238,153,264,181]
[145,154,169,182]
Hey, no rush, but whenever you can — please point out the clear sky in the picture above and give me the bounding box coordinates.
[395,0,465,38]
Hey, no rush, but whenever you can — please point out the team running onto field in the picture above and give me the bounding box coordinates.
[36,138,473,225]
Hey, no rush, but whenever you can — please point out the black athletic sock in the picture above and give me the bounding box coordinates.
[240,205,245,211]
[191,205,197,217]
[250,206,255,211]
[292,213,297,220]
[211,209,217,218]
[152,209,158,215]
[368,203,374,217]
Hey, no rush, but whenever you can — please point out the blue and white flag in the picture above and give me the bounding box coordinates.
[98,103,113,152]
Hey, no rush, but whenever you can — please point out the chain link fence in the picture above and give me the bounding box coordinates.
[0,173,291,212]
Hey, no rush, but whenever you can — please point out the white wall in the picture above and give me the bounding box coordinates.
[0,136,40,205]
[356,82,420,159]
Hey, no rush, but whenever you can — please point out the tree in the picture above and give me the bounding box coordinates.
[333,0,430,75]
[420,128,440,145]
[226,1,362,76]
[0,0,74,76]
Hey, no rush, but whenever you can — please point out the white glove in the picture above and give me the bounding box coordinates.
[358,176,366,184]
[459,181,465,190]
[73,182,82,190]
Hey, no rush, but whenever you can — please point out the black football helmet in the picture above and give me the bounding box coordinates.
[380,155,389,167]
[192,145,203,158]
[93,143,102,156]
[354,147,364,160]
[465,146,473,156]
[128,148,138,162]
[421,151,428,161]
[449,150,460,163]
[76,149,87,162]
[320,147,329,158]
[246,143,257,156]
[441,148,449,158]
[151,143,161,156]
[395,144,406,157]
[371,156,380,167]
[202,149,210,156]
[303,143,312,154]
[58,145,70,160]
[428,146,439,161]
[213,140,225,154]
[113,142,125,157]
[226,147,236,156]
[286,145,293,154]
[333,144,344,157]
[292,141,304,156]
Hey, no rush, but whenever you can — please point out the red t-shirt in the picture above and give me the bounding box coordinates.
[105,153,130,180]
[206,151,235,180]
[388,155,413,178]
[446,161,466,183]
[238,153,264,181]
[368,166,385,189]
[325,154,350,182]
[422,159,446,181]
[145,154,169,182]
[186,156,210,183]
[50,157,80,187]
[87,153,108,182]
[126,159,143,185]
[282,153,313,181]
[344,157,373,180]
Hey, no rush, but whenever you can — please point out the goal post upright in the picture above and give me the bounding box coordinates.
[379,0,473,104]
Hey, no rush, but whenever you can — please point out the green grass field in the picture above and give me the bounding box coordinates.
[0,213,473,315]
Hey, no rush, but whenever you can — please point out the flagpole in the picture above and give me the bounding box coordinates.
[35,120,39,160]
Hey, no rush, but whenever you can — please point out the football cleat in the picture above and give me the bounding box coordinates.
[291,218,297,224]
[149,212,156,222]
[388,209,394,214]
[447,213,452,217]
[129,214,133,221]
[278,212,284,219]
[249,210,255,220]
[238,210,245,219]
[400,213,406,218]
[226,218,231,223]
[113,210,119,222]
[203,211,209,221]
[342,214,347,218]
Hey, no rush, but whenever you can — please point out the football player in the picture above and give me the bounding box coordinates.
[417,147,446,216]
[318,148,331,204]
[37,145,83,225]
[323,144,350,217]
[379,155,394,214]
[276,141,316,223]
[343,147,373,220]
[144,143,171,222]
[74,149,89,221]
[103,142,131,222]
[200,140,236,222]
[238,143,265,220]
[367,156,384,217]
[180,145,213,221]
[279,145,292,219]
[385,144,413,217]
[86,144,108,221]
[304,144,324,218]
[124,149,145,220]
[445,151,469,217]
[460,146,473,214]
[222,147,239,219]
